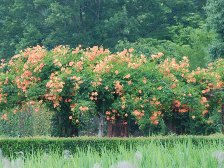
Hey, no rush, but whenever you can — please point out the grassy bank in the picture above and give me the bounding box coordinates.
[0,135,224,167]
[0,139,223,168]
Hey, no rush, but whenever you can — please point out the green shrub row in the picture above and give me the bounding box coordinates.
[0,135,224,156]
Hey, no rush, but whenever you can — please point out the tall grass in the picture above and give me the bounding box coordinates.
[0,139,223,168]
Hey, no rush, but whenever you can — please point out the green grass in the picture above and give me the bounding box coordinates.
[0,138,223,168]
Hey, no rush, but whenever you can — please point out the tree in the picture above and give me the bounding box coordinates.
[0,45,223,136]
[0,0,206,59]
[206,0,224,58]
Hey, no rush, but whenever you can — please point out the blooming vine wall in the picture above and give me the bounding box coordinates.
[0,45,223,135]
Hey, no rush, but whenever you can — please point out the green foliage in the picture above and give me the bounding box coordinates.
[0,46,223,136]
[0,136,224,156]
[1,0,222,137]
[0,0,206,59]
[0,104,53,137]
[115,38,181,59]
[209,40,224,59]
[206,0,224,58]
[0,137,223,167]
[115,26,216,69]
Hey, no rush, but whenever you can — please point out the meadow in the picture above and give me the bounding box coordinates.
[0,137,224,168]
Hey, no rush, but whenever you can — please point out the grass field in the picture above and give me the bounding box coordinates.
[0,137,224,168]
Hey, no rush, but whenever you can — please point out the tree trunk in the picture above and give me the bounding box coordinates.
[107,121,113,137]
[71,124,79,137]
[53,114,79,137]
[98,115,104,137]
[222,104,224,133]
[107,119,128,137]
[167,119,177,134]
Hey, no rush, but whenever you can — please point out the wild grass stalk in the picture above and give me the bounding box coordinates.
[0,139,223,168]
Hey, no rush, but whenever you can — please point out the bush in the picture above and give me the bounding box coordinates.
[0,103,53,137]
[0,46,223,136]
[115,26,216,69]
[1,136,224,156]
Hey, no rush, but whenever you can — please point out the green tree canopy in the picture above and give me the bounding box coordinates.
[206,0,224,58]
[0,0,206,59]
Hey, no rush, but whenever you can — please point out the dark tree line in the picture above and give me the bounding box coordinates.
[0,0,207,59]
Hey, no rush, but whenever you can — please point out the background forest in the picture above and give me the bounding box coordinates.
[0,0,223,66]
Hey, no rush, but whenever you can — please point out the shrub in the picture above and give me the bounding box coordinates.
[1,136,224,156]
[0,46,223,136]
[0,103,53,137]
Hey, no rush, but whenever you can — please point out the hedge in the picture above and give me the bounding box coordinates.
[0,135,224,156]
